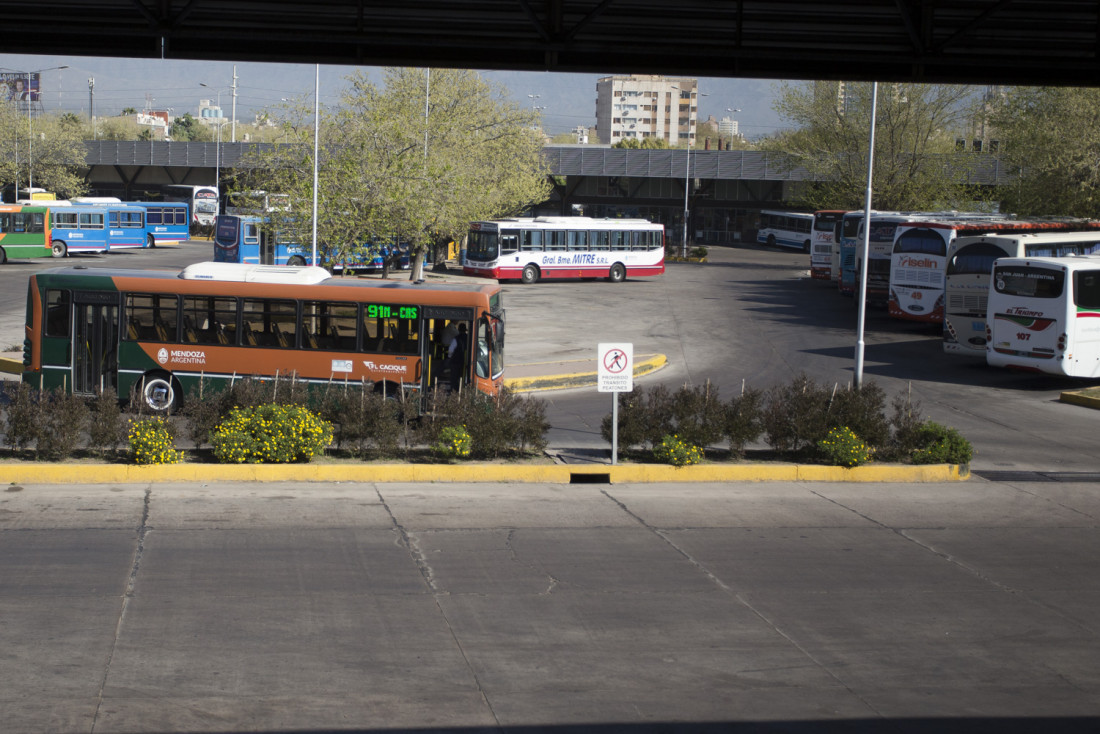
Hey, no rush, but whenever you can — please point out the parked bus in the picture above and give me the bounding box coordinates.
[836,211,912,296]
[756,210,813,252]
[464,216,665,283]
[22,262,506,412]
[986,255,1100,377]
[943,232,1100,357]
[128,202,190,246]
[889,217,1100,324]
[163,184,219,232]
[810,210,845,280]
[0,205,53,262]
[214,214,407,271]
[850,213,926,304]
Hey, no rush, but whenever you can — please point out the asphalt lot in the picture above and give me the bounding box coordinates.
[2,241,1100,473]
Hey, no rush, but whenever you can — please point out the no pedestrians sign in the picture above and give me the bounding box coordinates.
[598,343,633,393]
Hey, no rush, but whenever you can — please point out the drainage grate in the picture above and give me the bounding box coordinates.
[570,472,611,484]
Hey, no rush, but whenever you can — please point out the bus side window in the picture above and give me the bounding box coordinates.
[568,230,588,250]
[0,213,8,233]
[500,232,519,253]
[591,231,610,251]
[44,290,71,338]
[1076,271,1100,309]
[522,230,543,251]
[126,294,180,342]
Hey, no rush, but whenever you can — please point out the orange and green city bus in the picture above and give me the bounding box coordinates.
[23,262,505,411]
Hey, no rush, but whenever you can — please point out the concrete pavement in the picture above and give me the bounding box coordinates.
[4,479,1100,732]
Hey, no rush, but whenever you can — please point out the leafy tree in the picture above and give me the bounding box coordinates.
[170,113,212,142]
[0,103,87,198]
[988,86,1100,218]
[761,81,981,211]
[613,137,670,150]
[121,107,137,116]
[232,67,551,280]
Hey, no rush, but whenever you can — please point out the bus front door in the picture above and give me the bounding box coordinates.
[72,292,119,395]
[260,231,276,264]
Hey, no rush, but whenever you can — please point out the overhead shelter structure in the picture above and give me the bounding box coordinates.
[0,1,1098,86]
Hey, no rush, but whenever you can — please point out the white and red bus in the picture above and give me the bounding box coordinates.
[889,217,1100,324]
[464,216,665,283]
[944,232,1100,357]
[986,254,1100,377]
[810,209,845,280]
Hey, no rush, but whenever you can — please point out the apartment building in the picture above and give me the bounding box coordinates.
[595,74,697,146]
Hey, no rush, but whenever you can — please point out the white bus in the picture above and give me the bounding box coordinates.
[987,255,1100,376]
[944,232,1100,357]
[810,210,845,280]
[756,210,813,252]
[887,217,1096,324]
[163,184,219,232]
[464,216,665,284]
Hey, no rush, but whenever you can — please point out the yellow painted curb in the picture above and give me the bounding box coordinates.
[504,354,667,393]
[0,461,969,485]
[1060,389,1100,410]
[0,357,22,375]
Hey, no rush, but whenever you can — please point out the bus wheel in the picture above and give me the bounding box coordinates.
[766,234,777,248]
[0,247,6,264]
[288,256,306,267]
[521,264,540,284]
[147,234,157,248]
[608,263,626,283]
[136,373,179,414]
[51,240,67,258]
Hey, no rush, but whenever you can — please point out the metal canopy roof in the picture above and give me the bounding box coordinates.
[1,1,1098,86]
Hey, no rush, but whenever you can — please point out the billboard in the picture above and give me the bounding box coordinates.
[0,72,41,102]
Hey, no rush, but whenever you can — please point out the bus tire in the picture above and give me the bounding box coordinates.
[521,264,540,284]
[608,263,626,283]
[766,234,777,248]
[51,240,67,258]
[288,256,306,267]
[803,240,811,253]
[0,247,6,264]
[135,372,180,414]
[147,234,157,248]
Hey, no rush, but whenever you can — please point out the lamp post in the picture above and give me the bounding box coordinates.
[2,65,69,197]
[199,84,226,191]
[671,83,700,258]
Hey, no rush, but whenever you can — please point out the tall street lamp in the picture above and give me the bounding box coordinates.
[671,83,701,258]
[1,65,69,198]
[199,84,226,192]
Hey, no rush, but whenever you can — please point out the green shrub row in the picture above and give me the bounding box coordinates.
[0,377,550,464]
[601,375,973,466]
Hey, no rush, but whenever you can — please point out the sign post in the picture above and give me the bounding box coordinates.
[598,343,633,465]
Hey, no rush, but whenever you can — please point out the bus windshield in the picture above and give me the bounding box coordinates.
[467,230,498,261]
[948,242,1006,276]
[895,228,947,256]
[994,266,1065,298]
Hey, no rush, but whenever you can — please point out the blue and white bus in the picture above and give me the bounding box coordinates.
[128,202,190,246]
[756,210,813,252]
[214,214,410,271]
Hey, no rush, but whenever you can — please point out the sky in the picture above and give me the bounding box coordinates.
[0,53,790,139]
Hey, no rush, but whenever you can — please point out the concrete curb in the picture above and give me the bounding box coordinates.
[1060,388,1100,410]
[504,354,667,393]
[0,356,20,375]
[1,461,969,484]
